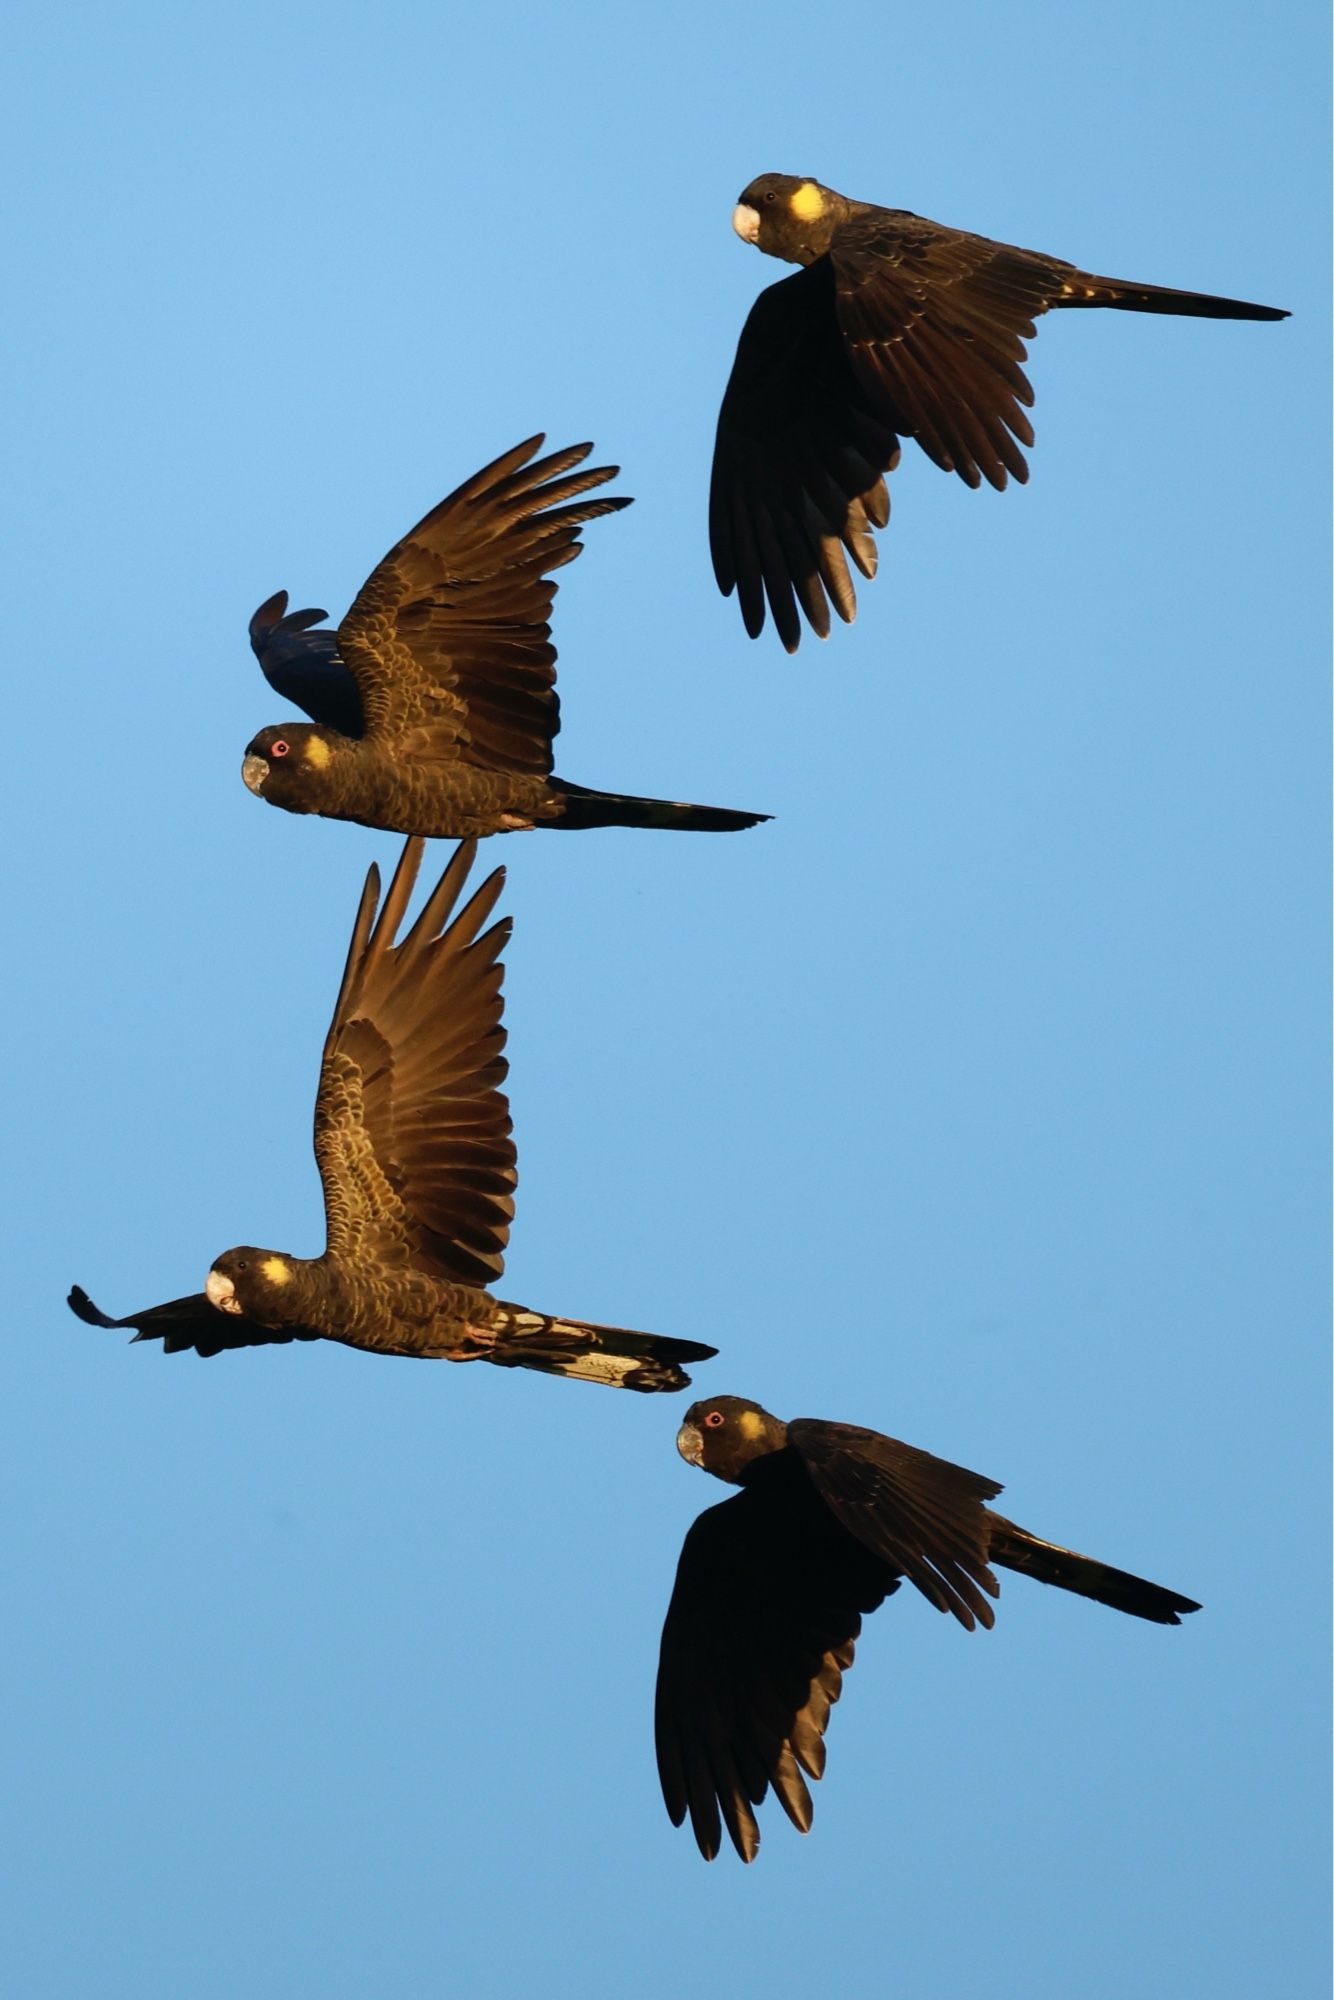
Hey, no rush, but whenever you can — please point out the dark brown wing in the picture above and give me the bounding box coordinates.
[711,260,902,651]
[789,1418,1002,1632]
[828,209,1065,491]
[67,1285,321,1359]
[313,838,514,1288]
[334,437,629,775]
[655,1453,896,1862]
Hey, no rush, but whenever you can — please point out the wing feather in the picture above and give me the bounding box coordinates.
[248,590,365,735]
[313,838,515,1287]
[789,1419,1003,1632]
[66,1285,320,1359]
[830,212,1067,490]
[655,1458,895,1862]
[333,437,629,774]
[710,261,901,651]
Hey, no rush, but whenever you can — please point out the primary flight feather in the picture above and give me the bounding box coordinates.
[70,839,716,1393]
[243,436,768,834]
[656,1396,1199,1861]
[713,173,1289,650]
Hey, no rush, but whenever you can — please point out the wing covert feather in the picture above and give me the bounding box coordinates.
[789,1419,1002,1631]
[830,211,1065,491]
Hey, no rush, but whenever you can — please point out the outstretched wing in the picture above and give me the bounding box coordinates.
[248,591,366,736]
[832,209,1286,491]
[789,1418,1002,1631]
[333,437,629,776]
[710,260,901,652]
[313,837,515,1289]
[67,1284,322,1359]
[655,1456,895,1863]
[829,209,1053,491]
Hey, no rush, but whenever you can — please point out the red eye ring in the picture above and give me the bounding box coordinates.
[271,739,290,757]
[703,1410,725,1429]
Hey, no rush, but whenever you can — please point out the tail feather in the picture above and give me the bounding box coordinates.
[553,779,770,834]
[486,1304,716,1392]
[1056,272,1288,322]
[987,1514,1201,1625]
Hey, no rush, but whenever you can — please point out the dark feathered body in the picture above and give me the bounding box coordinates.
[67,1268,705,1389]
[657,1397,1200,1860]
[242,727,757,839]
[244,727,565,837]
[715,172,1289,648]
[226,1249,709,1390]
[68,840,716,1394]
[229,1251,539,1361]
[244,437,768,835]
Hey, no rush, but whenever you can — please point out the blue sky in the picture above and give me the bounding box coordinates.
[3,2,1328,1995]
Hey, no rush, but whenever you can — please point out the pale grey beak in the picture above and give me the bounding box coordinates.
[732,203,760,246]
[205,1269,242,1315]
[241,754,269,795]
[676,1422,704,1468]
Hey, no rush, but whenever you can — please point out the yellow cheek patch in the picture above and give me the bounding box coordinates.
[303,735,332,770]
[739,1409,766,1439]
[789,181,826,223]
[261,1256,293,1285]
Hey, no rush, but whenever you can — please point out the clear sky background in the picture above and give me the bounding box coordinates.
[3,3,1328,1995]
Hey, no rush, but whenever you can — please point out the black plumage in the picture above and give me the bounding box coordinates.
[249,592,364,738]
[656,1396,1200,1861]
[69,839,716,1393]
[242,436,769,834]
[713,172,1289,649]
